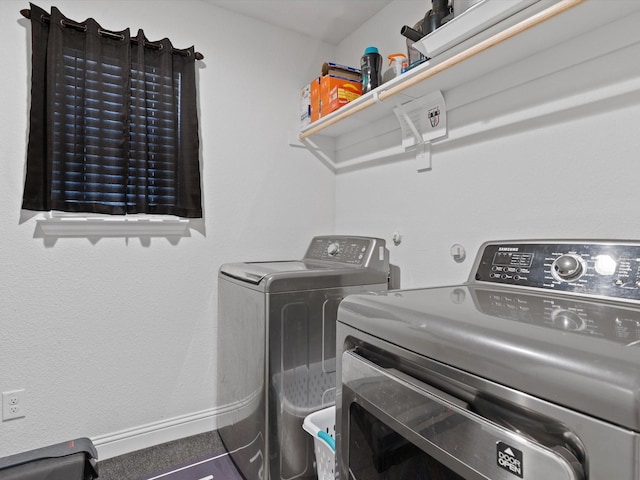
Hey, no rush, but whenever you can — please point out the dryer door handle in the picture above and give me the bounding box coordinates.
[342,350,585,480]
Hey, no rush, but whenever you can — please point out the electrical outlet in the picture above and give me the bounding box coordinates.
[2,389,26,421]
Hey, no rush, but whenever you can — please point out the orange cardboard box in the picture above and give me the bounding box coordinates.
[320,75,362,117]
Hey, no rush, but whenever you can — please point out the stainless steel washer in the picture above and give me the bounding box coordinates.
[217,236,392,480]
[336,240,640,480]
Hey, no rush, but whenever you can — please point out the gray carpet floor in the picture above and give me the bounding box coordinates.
[97,431,241,480]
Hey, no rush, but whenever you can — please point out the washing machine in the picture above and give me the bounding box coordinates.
[336,240,640,479]
[217,236,393,480]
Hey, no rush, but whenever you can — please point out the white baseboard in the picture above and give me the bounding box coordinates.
[91,404,239,460]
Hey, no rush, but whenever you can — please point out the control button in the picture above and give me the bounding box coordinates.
[327,242,340,256]
[552,254,586,282]
[594,254,617,276]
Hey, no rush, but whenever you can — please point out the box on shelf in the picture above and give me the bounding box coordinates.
[300,83,311,128]
[320,75,362,117]
[310,77,321,123]
[302,62,362,126]
[321,62,362,83]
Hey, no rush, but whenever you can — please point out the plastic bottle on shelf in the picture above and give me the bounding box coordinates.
[388,53,408,78]
[360,46,382,94]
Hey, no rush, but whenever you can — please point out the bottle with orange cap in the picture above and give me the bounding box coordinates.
[388,53,408,77]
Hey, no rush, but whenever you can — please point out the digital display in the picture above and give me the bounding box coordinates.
[492,252,533,267]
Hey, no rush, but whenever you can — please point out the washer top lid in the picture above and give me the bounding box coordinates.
[220,260,332,285]
[220,258,389,292]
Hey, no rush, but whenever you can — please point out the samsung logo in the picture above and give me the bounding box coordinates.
[498,247,519,252]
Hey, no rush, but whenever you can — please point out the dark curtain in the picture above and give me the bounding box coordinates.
[23,3,202,217]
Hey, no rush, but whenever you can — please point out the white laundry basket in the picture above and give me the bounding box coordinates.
[303,406,336,480]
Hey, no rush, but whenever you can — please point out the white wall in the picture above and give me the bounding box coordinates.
[0,0,335,459]
[334,0,640,289]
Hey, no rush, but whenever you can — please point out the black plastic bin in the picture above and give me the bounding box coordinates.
[0,438,98,480]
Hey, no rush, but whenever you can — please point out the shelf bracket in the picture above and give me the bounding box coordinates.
[289,131,337,172]
[393,90,447,172]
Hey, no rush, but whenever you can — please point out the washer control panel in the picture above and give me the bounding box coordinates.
[473,241,640,301]
[304,236,387,266]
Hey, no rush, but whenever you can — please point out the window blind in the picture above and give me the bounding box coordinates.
[23,4,202,218]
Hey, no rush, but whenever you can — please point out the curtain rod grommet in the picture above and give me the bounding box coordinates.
[60,18,87,32]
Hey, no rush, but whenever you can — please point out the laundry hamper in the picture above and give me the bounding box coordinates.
[303,405,336,480]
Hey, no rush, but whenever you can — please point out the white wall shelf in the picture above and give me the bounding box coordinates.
[36,214,190,238]
[293,0,640,173]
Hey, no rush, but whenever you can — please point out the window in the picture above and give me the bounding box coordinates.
[22,4,202,218]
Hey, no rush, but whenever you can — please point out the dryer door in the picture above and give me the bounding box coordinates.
[341,351,585,480]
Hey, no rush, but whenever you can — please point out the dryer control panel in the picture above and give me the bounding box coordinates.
[473,241,640,302]
[304,236,388,268]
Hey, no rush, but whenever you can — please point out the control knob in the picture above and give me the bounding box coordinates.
[552,254,585,282]
[327,242,340,257]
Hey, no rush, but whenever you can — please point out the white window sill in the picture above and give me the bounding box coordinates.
[36,213,190,237]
